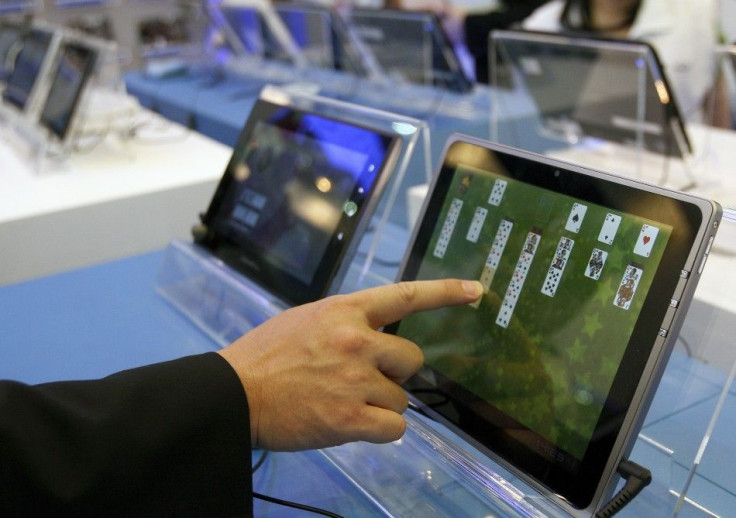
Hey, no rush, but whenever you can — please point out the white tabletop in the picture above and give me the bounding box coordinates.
[1,113,231,223]
[0,110,232,285]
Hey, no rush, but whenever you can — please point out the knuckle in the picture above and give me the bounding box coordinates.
[395,281,418,306]
[341,364,371,386]
[330,324,368,355]
[395,391,409,414]
[335,403,366,432]
[409,342,425,368]
[382,415,407,443]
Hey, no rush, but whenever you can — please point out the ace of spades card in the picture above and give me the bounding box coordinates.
[598,213,622,245]
[565,203,588,233]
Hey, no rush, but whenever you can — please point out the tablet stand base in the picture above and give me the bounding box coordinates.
[155,239,287,347]
[320,411,561,518]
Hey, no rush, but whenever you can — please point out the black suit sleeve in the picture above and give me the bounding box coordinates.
[0,352,253,517]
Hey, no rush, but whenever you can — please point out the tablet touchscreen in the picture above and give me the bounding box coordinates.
[40,41,97,140]
[386,136,720,514]
[197,98,402,307]
[2,28,53,111]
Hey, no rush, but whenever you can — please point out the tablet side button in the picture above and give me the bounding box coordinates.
[697,253,709,275]
[704,235,715,255]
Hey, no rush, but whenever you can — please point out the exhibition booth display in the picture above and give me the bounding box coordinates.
[154,85,736,517]
[2,3,736,517]
[0,20,136,170]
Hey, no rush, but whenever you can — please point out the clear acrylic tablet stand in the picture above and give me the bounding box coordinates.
[489,30,696,192]
[320,409,563,518]
[155,84,432,347]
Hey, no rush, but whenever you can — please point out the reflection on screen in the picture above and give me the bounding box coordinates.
[0,25,23,80]
[396,164,671,461]
[40,43,96,139]
[214,111,388,286]
[2,29,52,110]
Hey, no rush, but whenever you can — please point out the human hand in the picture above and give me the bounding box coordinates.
[218,279,483,451]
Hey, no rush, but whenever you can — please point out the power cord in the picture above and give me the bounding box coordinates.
[253,491,344,518]
[594,459,652,517]
[251,448,269,474]
[250,450,344,518]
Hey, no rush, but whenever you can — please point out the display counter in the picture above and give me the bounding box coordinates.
[0,207,733,515]
[0,110,231,286]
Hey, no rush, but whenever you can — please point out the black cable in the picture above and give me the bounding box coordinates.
[251,448,269,474]
[250,450,343,517]
[253,491,344,518]
[594,459,652,517]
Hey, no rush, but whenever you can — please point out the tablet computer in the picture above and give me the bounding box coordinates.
[275,3,370,77]
[385,135,720,515]
[348,8,473,94]
[2,27,56,113]
[494,30,691,158]
[39,40,97,141]
[195,97,402,307]
[219,0,303,66]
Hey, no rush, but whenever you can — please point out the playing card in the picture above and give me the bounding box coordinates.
[541,237,575,297]
[633,224,659,257]
[488,179,508,206]
[614,263,643,310]
[584,248,608,280]
[484,218,514,270]
[496,302,513,328]
[466,207,488,243]
[598,213,622,245]
[433,198,463,258]
[565,203,588,233]
[541,268,562,297]
[495,228,541,327]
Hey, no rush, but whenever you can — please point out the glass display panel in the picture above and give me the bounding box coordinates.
[348,8,472,93]
[275,4,333,69]
[494,30,691,157]
[275,4,368,76]
[221,4,292,62]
